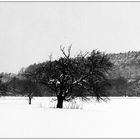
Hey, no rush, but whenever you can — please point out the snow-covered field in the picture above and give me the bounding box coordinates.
[0,96,140,138]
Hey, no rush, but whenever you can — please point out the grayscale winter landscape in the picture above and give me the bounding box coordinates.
[0,1,140,139]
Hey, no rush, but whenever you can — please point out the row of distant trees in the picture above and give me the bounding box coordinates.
[0,46,136,108]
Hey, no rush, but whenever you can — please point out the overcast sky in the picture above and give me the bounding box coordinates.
[0,2,140,73]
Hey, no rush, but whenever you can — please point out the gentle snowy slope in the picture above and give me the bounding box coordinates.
[0,97,139,138]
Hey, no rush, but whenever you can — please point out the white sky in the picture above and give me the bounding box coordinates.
[0,2,140,73]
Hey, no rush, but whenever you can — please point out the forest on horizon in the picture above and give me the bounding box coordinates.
[1,50,140,98]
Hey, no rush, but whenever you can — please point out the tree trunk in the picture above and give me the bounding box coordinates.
[29,97,31,105]
[57,94,63,108]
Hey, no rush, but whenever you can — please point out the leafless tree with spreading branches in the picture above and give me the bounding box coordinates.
[23,46,113,108]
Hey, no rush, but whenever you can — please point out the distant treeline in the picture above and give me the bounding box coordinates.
[0,50,140,97]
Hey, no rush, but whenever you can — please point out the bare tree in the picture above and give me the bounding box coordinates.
[24,46,113,108]
[19,79,40,104]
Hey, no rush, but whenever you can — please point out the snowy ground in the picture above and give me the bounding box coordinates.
[0,96,140,138]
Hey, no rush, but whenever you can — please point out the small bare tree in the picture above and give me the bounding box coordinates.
[19,79,40,104]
